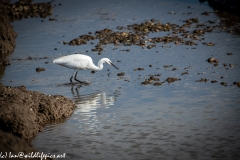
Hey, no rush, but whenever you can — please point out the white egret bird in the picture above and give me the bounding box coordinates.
[53,54,119,85]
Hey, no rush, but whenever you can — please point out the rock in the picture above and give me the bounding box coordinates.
[117,72,125,76]
[207,57,219,63]
[0,0,18,58]
[211,80,218,83]
[164,65,173,68]
[36,68,45,72]
[142,79,153,85]
[153,82,163,86]
[166,77,179,83]
[0,60,11,66]
[134,68,144,71]
[141,74,162,85]
[220,82,228,86]
[0,84,76,139]
[149,75,159,81]
[233,81,240,88]
[7,0,53,21]
[196,78,209,82]
[223,63,227,67]
[181,71,189,75]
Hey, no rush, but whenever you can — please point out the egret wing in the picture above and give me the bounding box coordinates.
[53,54,91,70]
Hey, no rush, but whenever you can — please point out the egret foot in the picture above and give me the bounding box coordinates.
[74,77,90,85]
[80,80,91,85]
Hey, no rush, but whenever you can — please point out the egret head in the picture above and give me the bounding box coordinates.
[102,58,119,70]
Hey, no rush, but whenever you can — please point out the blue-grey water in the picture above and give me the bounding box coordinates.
[1,0,240,159]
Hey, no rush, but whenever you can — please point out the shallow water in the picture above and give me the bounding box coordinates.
[1,0,240,159]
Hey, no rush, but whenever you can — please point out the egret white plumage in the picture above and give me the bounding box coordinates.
[53,54,119,85]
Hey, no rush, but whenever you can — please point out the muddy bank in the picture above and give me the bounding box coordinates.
[0,0,53,58]
[0,0,74,155]
[0,0,17,58]
[0,84,75,159]
[0,84,76,139]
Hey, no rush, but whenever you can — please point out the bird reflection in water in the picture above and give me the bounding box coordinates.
[70,85,117,131]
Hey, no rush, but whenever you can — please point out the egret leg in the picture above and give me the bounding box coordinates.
[70,77,73,85]
[74,70,89,85]
[70,70,78,85]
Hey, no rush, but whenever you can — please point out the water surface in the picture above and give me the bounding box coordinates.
[1,0,240,159]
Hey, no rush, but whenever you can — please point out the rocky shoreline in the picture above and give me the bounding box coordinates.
[0,84,76,159]
[0,84,76,140]
[0,0,76,158]
[0,0,17,58]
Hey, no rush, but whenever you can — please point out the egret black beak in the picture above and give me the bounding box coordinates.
[110,62,119,70]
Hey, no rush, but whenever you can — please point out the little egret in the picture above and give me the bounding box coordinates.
[53,54,119,85]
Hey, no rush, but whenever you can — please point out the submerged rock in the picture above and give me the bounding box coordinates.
[7,0,53,21]
[36,67,45,72]
[207,57,219,63]
[220,82,228,86]
[196,78,209,82]
[166,77,179,83]
[134,68,145,71]
[117,72,125,76]
[153,82,163,86]
[233,81,240,87]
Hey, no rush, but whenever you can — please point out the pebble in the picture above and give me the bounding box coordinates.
[207,58,219,63]
[36,68,45,72]
[167,77,179,83]
[117,72,125,76]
